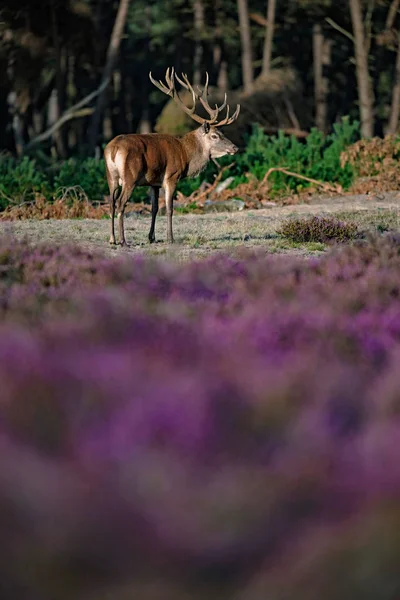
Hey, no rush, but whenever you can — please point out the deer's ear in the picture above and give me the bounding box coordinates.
[202,122,210,134]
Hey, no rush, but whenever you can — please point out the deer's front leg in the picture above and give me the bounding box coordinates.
[164,178,177,244]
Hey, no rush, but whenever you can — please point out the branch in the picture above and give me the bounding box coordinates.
[325,17,355,43]
[249,12,269,27]
[25,78,109,149]
[260,167,343,193]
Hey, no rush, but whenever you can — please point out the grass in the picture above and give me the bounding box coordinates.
[334,208,399,233]
[0,201,398,260]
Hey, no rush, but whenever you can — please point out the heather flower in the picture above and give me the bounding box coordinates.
[279,215,359,243]
[0,234,399,597]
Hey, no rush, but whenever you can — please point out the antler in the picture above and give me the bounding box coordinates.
[149,67,204,125]
[149,68,240,127]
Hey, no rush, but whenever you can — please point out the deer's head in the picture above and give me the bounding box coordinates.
[149,68,240,158]
[199,122,238,158]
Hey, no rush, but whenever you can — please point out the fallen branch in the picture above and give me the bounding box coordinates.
[25,78,109,149]
[260,167,343,193]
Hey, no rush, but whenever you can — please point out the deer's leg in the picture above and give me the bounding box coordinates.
[164,177,178,244]
[110,188,120,245]
[148,186,159,244]
[117,184,135,247]
[106,166,120,245]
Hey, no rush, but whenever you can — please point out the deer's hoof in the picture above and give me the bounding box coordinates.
[109,238,117,246]
[149,236,155,244]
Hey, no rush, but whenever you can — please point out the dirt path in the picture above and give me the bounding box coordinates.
[1,191,399,260]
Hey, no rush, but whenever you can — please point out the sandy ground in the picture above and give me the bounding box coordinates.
[1,191,399,260]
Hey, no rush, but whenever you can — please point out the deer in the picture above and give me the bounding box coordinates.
[104,68,240,246]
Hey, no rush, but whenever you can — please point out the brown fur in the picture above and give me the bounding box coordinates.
[104,125,238,246]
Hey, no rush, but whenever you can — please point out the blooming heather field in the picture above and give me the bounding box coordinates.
[1,234,400,599]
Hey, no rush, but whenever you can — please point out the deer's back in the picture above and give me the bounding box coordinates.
[105,134,189,186]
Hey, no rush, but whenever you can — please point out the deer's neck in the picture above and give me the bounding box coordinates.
[181,130,210,178]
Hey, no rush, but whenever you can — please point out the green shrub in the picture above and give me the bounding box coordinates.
[226,117,359,194]
[0,118,362,211]
[54,158,109,201]
[0,155,50,209]
[279,215,359,243]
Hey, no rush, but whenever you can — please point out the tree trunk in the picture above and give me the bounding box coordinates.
[237,0,254,94]
[124,75,134,132]
[51,0,67,157]
[386,0,400,30]
[193,0,205,86]
[212,0,222,84]
[217,61,229,91]
[67,53,77,150]
[349,0,374,137]
[88,0,131,154]
[211,0,228,91]
[387,33,400,134]
[138,68,151,134]
[262,0,276,78]
[7,91,24,156]
[138,5,152,133]
[313,24,332,133]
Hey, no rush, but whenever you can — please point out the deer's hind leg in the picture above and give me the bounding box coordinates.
[163,175,179,244]
[116,157,143,247]
[105,164,120,245]
[117,182,136,247]
[148,186,159,244]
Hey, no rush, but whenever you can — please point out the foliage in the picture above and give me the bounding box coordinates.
[1,235,400,597]
[340,135,400,194]
[0,155,50,209]
[5,119,400,214]
[0,118,362,212]
[279,215,360,243]
[228,117,359,194]
[53,157,109,201]
[341,135,400,176]
[0,153,144,209]
[0,0,397,159]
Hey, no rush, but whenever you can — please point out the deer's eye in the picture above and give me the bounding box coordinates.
[211,134,218,140]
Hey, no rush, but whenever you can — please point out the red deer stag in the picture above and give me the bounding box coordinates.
[104,68,240,246]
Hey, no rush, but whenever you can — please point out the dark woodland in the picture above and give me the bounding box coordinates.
[0,0,399,159]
